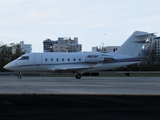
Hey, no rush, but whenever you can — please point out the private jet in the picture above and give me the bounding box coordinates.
[3,31,152,79]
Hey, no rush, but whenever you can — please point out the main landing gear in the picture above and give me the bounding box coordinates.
[75,74,81,79]
[17,72,22,79]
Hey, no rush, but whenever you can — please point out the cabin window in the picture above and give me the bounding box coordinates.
[62,58,64,61]
[73,58,76,61]
[51,58,53,61]
[18,56,29,60]
[45,58,47,61]
[79,58,81,61]
[68,58,70,61]
[56,58,59,61]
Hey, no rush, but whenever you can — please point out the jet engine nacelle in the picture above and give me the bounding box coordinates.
[84,52,101,63]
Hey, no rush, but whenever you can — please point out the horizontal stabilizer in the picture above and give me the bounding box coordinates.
[135,32,156,37]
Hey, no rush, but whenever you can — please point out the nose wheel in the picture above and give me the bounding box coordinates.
[17,72,22,79]
[17,75,22,79]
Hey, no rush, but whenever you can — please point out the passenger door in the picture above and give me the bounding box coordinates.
[34,53,42,68]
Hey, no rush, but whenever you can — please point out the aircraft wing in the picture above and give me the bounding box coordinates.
[52,66,94,72]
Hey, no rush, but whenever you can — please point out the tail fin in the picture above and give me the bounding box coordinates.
[115,31,150,56]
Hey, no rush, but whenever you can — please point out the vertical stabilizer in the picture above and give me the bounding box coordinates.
[115,31,150,56]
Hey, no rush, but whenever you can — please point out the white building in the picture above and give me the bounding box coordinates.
[20,41,32,53]
[153,37,160,57]
[43,37,82,52]
[54,44,68,52]
[143,34,157,51]
[92,46,119,53]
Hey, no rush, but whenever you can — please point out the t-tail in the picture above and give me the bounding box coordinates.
[115,31,151,56]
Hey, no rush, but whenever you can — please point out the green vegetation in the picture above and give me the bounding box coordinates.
[0,43,24,71]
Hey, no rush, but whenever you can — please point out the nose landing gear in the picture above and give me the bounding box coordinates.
[17,72,22,79]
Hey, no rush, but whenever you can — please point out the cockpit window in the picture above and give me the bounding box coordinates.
[18,56,29,60]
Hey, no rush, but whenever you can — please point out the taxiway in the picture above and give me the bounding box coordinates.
[0,76,160,95]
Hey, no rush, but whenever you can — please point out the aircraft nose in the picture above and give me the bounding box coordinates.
[3,63,13,71]
[3,64,10,70]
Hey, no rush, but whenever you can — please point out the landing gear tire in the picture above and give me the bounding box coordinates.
[17,75,22,79]
[75,74,81,79]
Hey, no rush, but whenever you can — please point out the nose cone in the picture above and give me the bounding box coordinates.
[3,63,14,71]
[3,64,10,70]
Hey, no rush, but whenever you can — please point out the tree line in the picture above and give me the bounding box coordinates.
[0,43,24,71]
[115,49,160,71]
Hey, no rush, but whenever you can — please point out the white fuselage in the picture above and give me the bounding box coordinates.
[4,52,141,73]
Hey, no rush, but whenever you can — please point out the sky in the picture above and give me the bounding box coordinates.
[0,0,160,52]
